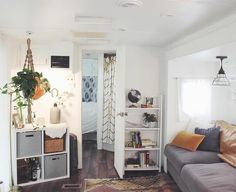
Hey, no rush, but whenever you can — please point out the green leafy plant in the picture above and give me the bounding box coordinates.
[1,68,50,123]
[143,113,157,123]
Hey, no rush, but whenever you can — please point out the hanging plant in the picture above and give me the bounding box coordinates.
[1,38,50,125]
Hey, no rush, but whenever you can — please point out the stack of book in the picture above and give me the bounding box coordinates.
[139,151,150,168]
[125,155,140,168]
[141,139,156,148]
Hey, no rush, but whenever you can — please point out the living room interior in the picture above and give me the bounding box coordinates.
[0,0,236,192]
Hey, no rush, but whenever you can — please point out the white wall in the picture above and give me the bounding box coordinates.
[0,36,18,192]
[166,44,236,144]
[162,13,236,148]
[125,46,161,101]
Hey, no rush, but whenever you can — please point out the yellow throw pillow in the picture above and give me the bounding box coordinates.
[171,131,205,152]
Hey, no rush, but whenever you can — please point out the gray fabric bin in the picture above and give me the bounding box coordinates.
[17,131,42,158]
[44,154,67,179]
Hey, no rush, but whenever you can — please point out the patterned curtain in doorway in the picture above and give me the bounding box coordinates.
[102,54,116,145]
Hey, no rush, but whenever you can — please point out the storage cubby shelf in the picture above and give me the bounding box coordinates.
[124,95,162,175]
[12,125,70,186]
[16,154,43,160]
[125,166,159,171]
[44,151,67,156]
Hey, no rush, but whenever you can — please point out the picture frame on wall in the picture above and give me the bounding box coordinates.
[51,56,70,68]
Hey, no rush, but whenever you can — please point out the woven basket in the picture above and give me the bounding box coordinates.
[44,135,65,153]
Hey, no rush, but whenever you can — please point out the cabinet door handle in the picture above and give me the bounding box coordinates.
[52,157,60,161]
[25,134,34,137]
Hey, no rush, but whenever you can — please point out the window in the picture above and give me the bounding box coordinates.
[178,79,211,121]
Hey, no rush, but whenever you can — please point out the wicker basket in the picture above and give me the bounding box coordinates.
[44,134,65,153]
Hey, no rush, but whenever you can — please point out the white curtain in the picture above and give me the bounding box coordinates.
[102,55,116,145]
[178,79,212,121]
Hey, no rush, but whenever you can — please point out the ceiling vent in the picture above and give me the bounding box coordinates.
[116,0,143,8]
[75,16,112,25]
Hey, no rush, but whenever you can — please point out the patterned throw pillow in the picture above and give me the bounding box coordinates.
[194,127,220,152]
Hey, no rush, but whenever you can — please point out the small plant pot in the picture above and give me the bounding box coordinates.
[148,122,157,128]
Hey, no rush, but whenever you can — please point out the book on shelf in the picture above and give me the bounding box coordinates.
[126,164,140,169]
[141,139,156,147]
[139,151,150,167]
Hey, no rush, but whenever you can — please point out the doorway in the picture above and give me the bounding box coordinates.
[79,46,126,178]
[81,50,117,153]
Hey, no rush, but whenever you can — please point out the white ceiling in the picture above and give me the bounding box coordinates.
[0,0,236,46]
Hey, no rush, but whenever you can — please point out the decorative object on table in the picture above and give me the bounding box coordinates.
[145,97,154,107]
[212,56,230,86]
[50,103,61,124]
[127,89,141,108]
[0,38,50,125]
[27,158,41,181]
[143,112,158,128]
[12,113,24,129]
[84,173,181,192]
[130,131,142,148]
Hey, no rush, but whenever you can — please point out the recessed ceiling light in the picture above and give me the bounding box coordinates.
[74,16,112,25]
[116,0,143,8]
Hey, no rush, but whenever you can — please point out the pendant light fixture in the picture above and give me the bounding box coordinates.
[212,56,230,86]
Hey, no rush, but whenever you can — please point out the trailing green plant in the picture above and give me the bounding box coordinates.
[1,68,50,123]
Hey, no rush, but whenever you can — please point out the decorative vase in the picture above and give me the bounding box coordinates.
[148,122,157,128]
[50,103,60,124]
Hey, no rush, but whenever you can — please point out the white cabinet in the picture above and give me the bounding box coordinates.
[11,124,70,186]
[124,96,162,172]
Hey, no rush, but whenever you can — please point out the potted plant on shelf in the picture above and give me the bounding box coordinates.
[143,113,158,128]
[0,38,50,126]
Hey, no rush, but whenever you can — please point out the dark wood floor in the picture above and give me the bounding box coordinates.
[22,140,118,192]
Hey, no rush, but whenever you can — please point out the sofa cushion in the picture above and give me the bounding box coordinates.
[218,153,236,168]
[194,127,220,152]
[164,144,221,173]
[215,120,236,167]
[216,120,236,153]
[171,131,205,151]
[181,163,236,192]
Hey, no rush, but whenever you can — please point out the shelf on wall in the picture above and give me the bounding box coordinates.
[125,147,160,151]
[16,155,43,160]
[124,166,159,171]
[44,151,67,156]
[126,107,160,110]
[19,179,44,186]
[125,128,160,131]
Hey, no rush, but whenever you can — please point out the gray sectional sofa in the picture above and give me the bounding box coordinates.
[164,144,236,192]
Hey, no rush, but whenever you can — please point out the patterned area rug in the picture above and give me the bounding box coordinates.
[84,173,181,192]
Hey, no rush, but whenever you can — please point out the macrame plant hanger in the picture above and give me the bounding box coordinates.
[23,38,34,123]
